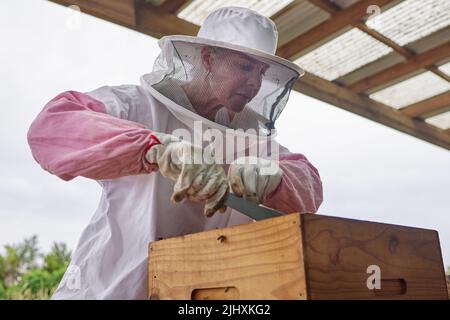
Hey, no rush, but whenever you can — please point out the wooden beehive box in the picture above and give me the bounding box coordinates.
[148,213,448,300]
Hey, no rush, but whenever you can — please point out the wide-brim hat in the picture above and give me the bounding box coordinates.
[158,6,305,77]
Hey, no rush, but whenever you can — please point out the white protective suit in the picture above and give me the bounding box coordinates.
[53,84,257,299]
[27,7,323,299]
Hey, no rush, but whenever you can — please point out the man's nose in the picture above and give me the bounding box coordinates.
[246,70,263,92]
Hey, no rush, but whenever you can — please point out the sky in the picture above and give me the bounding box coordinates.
[1,0,449,269]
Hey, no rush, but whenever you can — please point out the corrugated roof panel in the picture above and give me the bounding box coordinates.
[178,0,294,25]
[438,61,450,77]
[425,110,450,130]
[369,71,450,109]
[405,26,450,54]
[366,0,450,46]
[337,52,406,85]
[294,28,392,81]
[330,0,360,9]
[276,1,330,47]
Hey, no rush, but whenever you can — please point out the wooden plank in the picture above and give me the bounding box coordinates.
[49,0,136,27]
[349,43,450,93]
[296,72,450,150]
[149,213,307,300]
[136,3,199,39]
[275,1,333,48]
[48,0,198,39]
[270,0,304,21]
[277,0,394,59]
[337,52,406,86]
[149,0,191,14]
[428,66,450,82]
[301,214,449,300]
[355,21,413,58]
[308,0,341,13]
[400,92,450,118]
[406,26,450,55]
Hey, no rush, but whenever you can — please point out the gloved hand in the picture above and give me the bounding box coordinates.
[146,132,228,217]
[227,156,283,204]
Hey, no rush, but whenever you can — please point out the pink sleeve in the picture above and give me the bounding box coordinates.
[27,91,159,181]
[263,153,323,214]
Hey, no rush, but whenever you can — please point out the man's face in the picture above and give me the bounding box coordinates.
[208,49,269,113]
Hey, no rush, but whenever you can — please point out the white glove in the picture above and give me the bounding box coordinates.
[146,132,228,217]
[228,156,283,204]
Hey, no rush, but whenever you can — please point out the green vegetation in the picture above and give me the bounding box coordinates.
[0,236,449,299]
[0,236,70,300]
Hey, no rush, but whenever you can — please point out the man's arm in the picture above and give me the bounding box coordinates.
[27,89,160,181]
[263,152,323,214]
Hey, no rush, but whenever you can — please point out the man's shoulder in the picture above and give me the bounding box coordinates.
[85,84,155,108]
[83,84,151,119]
[86,84,145,99]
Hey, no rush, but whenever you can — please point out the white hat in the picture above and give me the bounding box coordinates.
[159,6,304,75]
[198,6,278,55]
[142,6,304,133]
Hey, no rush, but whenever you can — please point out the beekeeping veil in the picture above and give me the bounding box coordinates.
[140,6,304,135]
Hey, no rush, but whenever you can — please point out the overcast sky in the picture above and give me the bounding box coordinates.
[1,0,449,269]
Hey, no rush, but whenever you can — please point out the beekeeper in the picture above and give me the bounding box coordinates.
[27,7,323,299]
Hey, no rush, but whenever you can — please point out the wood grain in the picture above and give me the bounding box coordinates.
[295,72,450,150]
[50,0,136,27]
[149,213,448,300]
[149,213,307,300]
[301,214,449,300]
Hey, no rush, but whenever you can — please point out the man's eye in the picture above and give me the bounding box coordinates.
[239,64,253,72]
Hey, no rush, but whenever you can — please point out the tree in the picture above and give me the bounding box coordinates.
[44,242,71,273]
[0,236,71,299]
[1,235,40,287]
